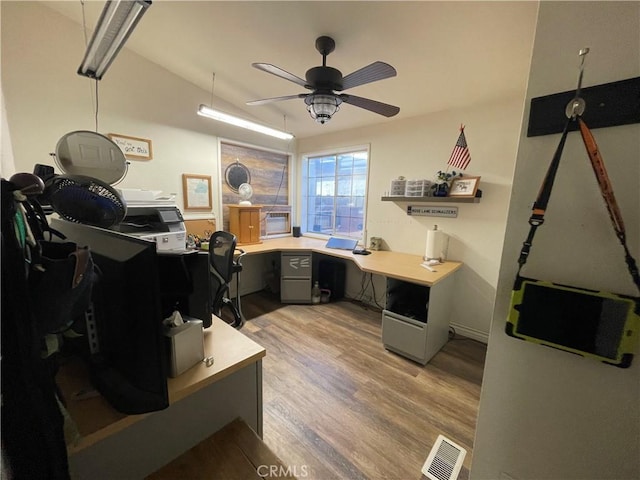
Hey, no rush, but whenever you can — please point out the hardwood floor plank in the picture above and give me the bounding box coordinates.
[239,292,486,480]
[265,398,369,480]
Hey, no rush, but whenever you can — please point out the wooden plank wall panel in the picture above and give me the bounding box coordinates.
[221,142,290,233]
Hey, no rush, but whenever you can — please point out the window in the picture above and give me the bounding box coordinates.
[301,147,369,239]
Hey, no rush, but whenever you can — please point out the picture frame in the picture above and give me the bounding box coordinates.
[449,176,481,197]
[182,174,212,210]
[108,133,153,160]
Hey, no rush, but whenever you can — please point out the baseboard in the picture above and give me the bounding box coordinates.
[449,323,489,344]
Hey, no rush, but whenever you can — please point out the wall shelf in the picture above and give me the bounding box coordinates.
[381,196,480,204]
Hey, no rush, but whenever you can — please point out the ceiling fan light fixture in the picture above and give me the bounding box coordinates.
[78,0,151,80]
[306,94,342,124]
[197,105,294,140]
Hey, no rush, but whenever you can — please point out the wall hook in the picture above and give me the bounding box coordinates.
[565,47,590,119]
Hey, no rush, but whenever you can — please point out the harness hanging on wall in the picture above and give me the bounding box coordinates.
[506,49,640,368]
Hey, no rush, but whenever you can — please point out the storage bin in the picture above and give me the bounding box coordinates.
[404,179,432,197]
[389,179,407,196]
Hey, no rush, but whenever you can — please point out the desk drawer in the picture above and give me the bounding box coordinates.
[382,309,428,364]
[281,278,311,304]
[281,252,312,278]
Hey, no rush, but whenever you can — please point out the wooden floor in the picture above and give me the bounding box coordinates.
[239,291,487,480]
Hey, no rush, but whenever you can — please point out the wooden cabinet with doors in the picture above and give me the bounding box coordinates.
[228,205,262,245]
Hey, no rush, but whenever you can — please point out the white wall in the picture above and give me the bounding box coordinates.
[472,2,640,479]
[298,96,529,341]
[1,87,15,177]
[0,2,15,178]
[1,1,293,222]
[2,1,536,340]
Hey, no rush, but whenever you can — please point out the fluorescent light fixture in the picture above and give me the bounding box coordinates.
[197,105,294,140]
[78,0,152,80]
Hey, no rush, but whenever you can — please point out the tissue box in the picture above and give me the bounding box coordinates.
[164,318,204,377]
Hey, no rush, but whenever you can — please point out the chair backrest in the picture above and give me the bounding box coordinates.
[208,231,237,285]
[208,231,244,328]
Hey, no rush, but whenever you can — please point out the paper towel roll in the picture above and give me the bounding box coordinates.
[425,225,449,261]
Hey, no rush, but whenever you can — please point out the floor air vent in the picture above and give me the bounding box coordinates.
[421,435,467,480]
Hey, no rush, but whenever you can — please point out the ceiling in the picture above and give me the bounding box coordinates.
[44,1,538,139]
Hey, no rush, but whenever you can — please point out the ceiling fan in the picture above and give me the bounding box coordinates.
[247,36,400,124]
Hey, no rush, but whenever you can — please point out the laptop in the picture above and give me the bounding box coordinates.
[325,237,359,250]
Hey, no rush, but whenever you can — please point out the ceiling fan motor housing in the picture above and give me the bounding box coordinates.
[305,66,343,91]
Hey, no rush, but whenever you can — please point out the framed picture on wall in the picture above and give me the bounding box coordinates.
[449,176,481,197]
[108,133,153,160]
[182,174,212,210]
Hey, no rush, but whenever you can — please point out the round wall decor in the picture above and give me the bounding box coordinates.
[225,161,251,193]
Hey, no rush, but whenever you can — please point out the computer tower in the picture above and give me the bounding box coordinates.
[318,260,346,300]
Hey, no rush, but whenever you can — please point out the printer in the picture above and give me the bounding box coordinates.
[112,205,187,252]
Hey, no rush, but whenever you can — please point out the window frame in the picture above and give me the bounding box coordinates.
[299,144,370,241]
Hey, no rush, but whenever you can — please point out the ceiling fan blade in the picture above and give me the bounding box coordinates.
[247,94,308,106]
[252,63,308,88]
[339,94,400,117]
[340,61,397,91]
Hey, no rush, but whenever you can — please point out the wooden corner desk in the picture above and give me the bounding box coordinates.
[238,236,461,287]
[237,236,462,364]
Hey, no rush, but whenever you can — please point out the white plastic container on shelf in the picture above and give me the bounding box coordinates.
[389,178,407,196]
[404,179,432,197]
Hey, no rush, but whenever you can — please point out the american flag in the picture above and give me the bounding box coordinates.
[447,125,471,170]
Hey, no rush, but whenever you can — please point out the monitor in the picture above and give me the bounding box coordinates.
[52,219,169,414]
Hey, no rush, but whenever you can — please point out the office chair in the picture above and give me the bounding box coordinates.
[208,231,246,329]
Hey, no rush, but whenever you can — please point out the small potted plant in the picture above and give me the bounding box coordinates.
[432,170,462,197]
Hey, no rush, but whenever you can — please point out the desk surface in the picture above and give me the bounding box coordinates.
[238,236,462,287]
[57,317,265,454]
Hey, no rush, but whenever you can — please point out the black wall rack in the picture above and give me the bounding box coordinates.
[527,76,640,137]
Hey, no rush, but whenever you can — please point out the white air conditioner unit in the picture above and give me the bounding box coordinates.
[265,211,291,235]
